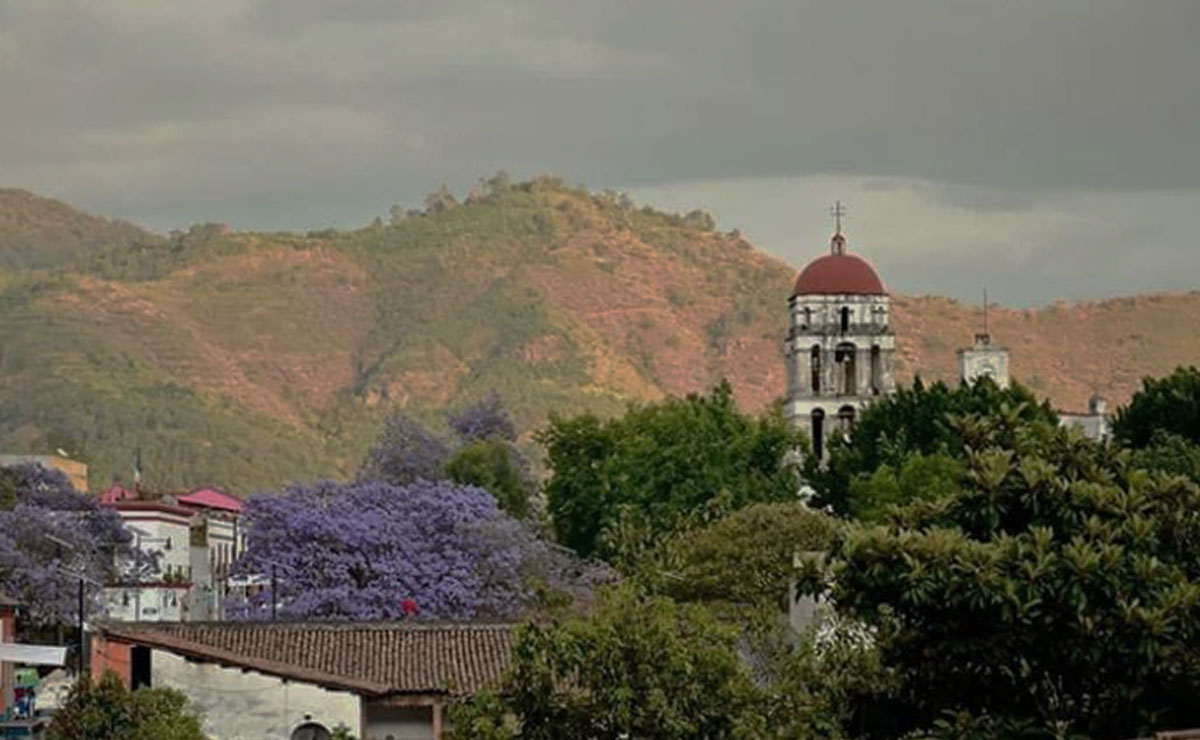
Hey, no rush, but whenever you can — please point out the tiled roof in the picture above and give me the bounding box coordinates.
[176,487,244,513]
[97,621,514,697]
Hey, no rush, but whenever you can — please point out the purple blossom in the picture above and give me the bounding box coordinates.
[358,413,450,485]
[231,479,594,621]
[0,465,134,625]
[448,391,517,443]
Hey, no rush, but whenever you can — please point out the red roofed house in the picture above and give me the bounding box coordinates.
[784,222,896,459]
[92,620,514,740]
[97,484,246,622]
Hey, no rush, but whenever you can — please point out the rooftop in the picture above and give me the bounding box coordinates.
[97,621,515,697]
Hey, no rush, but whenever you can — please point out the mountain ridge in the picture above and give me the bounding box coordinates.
[0,177,1195,493]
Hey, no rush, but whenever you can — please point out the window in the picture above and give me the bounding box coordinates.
[810,345,821,394]
[835,343,857,395]
[840,306,850,333]
[838,405,856,435]
[870,345,881,394]
[802,307,811,329]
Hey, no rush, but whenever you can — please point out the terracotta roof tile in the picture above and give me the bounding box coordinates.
[98,621,514,696]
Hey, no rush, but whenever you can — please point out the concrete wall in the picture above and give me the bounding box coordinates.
[363,705,436,740]
[150,649,361,740]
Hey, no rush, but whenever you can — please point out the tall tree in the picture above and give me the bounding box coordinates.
[357,412,449,486]
[540,381,800,559]
[821,416,1200,738]
[1114,366,1200,448]
[809,377,1057,515]
[0,464,134,625]
[232,478,597,620]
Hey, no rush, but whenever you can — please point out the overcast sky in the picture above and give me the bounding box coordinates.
[2,1,1197,305]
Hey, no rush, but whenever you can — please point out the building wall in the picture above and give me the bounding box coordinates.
[958,343,1010,389]
[784,293,895,455]
[363,705,437,740]
[150,649,361,740]
[103,585,188,622]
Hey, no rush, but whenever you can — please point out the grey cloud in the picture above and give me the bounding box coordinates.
[0,0,1197,302]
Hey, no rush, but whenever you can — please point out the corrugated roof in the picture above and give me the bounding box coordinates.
[97,621,514,697]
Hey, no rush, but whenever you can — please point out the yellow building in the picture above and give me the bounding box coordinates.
[0,454,89,492]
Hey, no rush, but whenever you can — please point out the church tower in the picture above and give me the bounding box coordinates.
[957,291,1010,389]
[784,211,895,458]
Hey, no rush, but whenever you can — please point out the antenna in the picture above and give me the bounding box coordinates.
[976,287,991,346]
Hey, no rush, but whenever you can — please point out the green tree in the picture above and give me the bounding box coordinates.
[658,501,836,611]
[448,585,764,740]
[809,377,1056,516]
[539,381,801,559]
[1114,366,1200,448]
[846,451,964,522]
[48,671,206,740]
[1129,430,1200,482]
[821,416,1200,739]
[445,438,534,519]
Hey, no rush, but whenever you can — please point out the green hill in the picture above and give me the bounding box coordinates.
[1,175,1198,494]
[0,189,160,269]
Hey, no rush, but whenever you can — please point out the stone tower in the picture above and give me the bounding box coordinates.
[957,293,1010,389]
[784,228,895,458]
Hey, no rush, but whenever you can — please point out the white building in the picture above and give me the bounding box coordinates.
[784,228,896,458]
[98,486,247,622]
[92,621,514,740]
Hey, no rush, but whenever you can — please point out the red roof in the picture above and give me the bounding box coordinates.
[98,484,138,505]
[176,487,244,513]
[792,252,886,296]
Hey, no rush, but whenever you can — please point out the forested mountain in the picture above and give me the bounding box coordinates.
[0,175,1196,492]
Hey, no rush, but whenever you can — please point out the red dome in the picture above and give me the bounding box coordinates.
[792,252,886,296]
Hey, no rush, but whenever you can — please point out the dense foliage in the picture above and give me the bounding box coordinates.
[358,394,535,519]
[808,377,1057,515]
[1114,365,1200,448]
[48,671,206,740]
[449,586,765,740]
[540,381,801,558]
[656,501,836,610]
[232,478,599,620]
[822,415,1200,738]
[0,464,133,625]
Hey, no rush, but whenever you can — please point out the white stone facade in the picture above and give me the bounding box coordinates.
[784,292,896,457]
[958,334,1010,389]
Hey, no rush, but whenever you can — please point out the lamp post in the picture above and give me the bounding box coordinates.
[42,534,97,676]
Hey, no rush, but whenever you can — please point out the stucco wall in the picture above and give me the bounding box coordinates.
[363,705,435,740]
[150,649,361,740]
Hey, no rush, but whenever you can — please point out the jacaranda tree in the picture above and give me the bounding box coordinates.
[232,478,601,621]
[0,464,133,625]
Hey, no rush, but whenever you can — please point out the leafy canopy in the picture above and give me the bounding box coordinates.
[0,464,135,625]
[809,376,1057,515]
[48,671,206,740]
[232,478,595,621]
[540,381,801,558]
[821,415,1200,739]
[449,585,764,740]
[1114,365,1200,448]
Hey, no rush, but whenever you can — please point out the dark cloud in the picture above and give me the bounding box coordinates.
[0,0,1196,301]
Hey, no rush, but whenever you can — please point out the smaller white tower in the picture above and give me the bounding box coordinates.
[957,290,1009,388]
